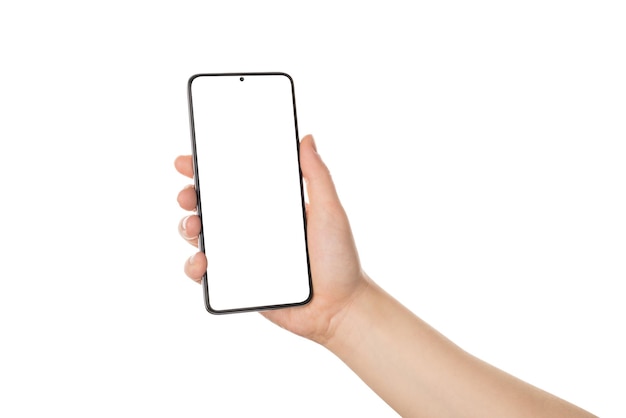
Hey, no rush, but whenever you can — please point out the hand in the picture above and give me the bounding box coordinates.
[175,135,369,345]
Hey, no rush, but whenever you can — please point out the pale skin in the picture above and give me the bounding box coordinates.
[175,134,596,417]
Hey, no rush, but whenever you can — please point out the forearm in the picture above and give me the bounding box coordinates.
[323,278,595,418]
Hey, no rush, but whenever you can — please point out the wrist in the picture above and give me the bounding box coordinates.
[321,274,381,353]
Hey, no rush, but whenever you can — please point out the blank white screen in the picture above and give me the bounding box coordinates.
[189,73,311,312]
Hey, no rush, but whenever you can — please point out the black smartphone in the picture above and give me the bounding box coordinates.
[187,72,312,314]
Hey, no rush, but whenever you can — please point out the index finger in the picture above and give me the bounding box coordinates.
[175,155,194,178]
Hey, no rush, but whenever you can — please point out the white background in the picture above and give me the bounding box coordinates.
[1,1,624,416]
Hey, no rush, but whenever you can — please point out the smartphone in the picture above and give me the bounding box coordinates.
[187,72,312,314]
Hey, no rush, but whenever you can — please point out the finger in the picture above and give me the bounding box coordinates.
[179,215,201,247]
[184,251,207,284]
[177,184,197,211]
[299,135,341,207]
[175,155,194,178]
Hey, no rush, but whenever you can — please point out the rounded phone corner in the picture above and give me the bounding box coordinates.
[277,72,293,81]
[299,286,314,306]
[277,72,295,89]
[204,296,229,315]
[188,73,203,87]
[201,276,223,315]
[204,303,225,315]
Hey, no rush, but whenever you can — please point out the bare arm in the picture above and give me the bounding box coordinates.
[176,134,595,417]
[325,279,594,417]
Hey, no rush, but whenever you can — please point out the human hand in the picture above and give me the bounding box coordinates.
[175,135,369,345]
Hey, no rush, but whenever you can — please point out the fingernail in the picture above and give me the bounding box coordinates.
[189,253,197,265]
[182,215,190,234]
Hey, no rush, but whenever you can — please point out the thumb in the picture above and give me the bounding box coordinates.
[299,135,341,207]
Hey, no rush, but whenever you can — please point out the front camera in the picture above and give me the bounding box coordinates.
[240,77,244,81]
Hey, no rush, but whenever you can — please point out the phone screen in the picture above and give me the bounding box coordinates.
[188,73,312,314]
